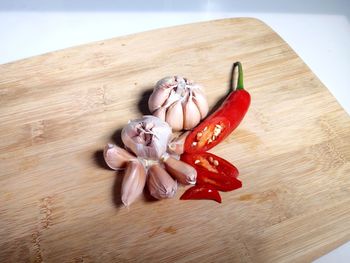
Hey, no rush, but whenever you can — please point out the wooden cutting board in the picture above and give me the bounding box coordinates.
[1,18,350,263]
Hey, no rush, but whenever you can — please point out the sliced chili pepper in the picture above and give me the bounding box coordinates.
[181,152,242,192]
[184,62,251,153]
[180,184,222,203]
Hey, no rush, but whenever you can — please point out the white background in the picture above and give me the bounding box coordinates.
[1,1,349,261]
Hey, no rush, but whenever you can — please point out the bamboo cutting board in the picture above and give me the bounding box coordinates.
[1,18,350,263]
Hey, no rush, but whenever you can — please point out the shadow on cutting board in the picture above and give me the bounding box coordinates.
[112,171,124,208]
[92,126,123,171]
[92,127,125,208]
[93,150,109,170]
[93,149,124,208]
[137,87,153,116]
[111,128,123,147]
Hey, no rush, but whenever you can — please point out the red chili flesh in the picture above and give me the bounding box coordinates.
[184,62,251,153]
[180,184,222,203]
[181,152,242,192]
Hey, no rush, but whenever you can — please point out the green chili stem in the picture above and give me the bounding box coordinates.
[232,62,244,90]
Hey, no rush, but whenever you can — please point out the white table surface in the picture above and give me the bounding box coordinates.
[1,1,349,262]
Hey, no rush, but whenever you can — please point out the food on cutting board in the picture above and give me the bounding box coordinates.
[181,152,241,192]
[104,116,196,206]
[179,61,250,202]
[103,62,250,205]
[184,62,251,153]
[148,76,209,131]
[180,184,222,203]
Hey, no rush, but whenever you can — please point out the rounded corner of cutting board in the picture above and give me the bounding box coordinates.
[220,17,275,31]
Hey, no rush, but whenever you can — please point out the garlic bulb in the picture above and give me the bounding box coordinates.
[148,164,177,199]
[148,76,209,131]
[121,115,172,160]
[121,161,147,206]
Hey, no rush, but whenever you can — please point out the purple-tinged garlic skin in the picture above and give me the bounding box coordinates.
[153,106,166,120]
[148,77,175,113]
[166,100,183,131]
[164,156,197,185]
[103,144,135,170]
[148,76,209,131]
[121,115,172,160]
[167,131,190,155]
[183,91,201,130]
[147,164,177,199]
[192,88,209,119]
[121,161,147,206]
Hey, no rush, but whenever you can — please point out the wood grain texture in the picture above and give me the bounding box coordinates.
[1,18,350,263]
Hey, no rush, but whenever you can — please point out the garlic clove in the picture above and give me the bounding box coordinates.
[149,76,177,113]
[121,161,147,206]
[161,89,181,110]
[149,84,175,113]
[192,88,209,119]
[153,107,166,121]
[164,156,197,185]
[103,144,135,170]
[167,131,190,155]
[166,100,183,131]
[183,93,201,130]
[147,164,177,199]
[148,87,172,113]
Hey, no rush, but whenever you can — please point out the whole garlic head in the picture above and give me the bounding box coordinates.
[149,76,209,131]
[121,115,172,160]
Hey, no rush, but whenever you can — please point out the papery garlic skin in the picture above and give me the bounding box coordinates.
[147,164,177,199]
[192,88,209,119]
[183,92,202,130]
[121,115,172,160]
[166,100,183,131]
[148,77,175,113]
[103,144,135,170]
[168,131,190,155]
[148,76,209,131]
[121,161,147,206]
[164,156,197,185]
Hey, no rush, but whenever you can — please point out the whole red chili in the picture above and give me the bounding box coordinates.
[184,62,251,153]
[180,184,222,203]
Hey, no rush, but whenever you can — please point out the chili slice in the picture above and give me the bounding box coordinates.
[181,152,242,192]
[180,184,222,203]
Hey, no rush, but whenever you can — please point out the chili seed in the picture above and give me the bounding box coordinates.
[213,128,221,136]
[203,126,208,131]
[213,124,222,135]
[208,156,214,163]
[194,160,200,164]
[196,132,203,140]
[212,135,217,140]
[192,142,197,146]
[207,139,213,144]
[213,160,219,166]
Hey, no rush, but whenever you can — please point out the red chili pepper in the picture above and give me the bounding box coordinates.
[180,184,222,203]
[184,62,251,153]
[181,152,242,192]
